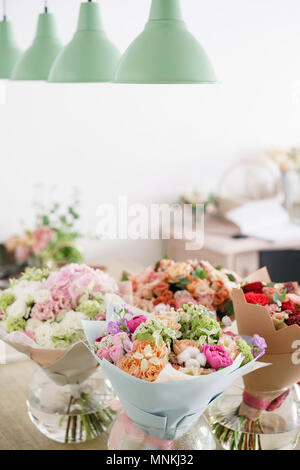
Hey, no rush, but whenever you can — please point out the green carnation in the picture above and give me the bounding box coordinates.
[134,319,177,348]
[10,267,49,286]
[236,338,254,364]
[6,317,26,333]
[179,303,221,345]
[0,292,15,313]
[76,300,102,319]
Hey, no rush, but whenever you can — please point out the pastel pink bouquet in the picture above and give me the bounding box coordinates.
[0,263,118,348]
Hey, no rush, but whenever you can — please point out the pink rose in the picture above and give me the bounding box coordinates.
[95,312,106,321]
[110,345,125,364]
[127,315,147,333]
[15,244,31,263]
[202,344,233,370]
[32,226,52,255]
[97,346,111,361]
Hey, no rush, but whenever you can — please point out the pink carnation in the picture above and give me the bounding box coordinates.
[202,344,233,370]
[127,315,147,333]
[31,299,60,321]
[32,226,52,255]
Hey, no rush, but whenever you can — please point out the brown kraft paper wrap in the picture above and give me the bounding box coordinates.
[232,267,300,419]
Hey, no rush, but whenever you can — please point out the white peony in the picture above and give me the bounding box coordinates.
[6,299,28,318]
[25,318,43,332]
[33,289,51,304]
[60,311,88,331]
[34,322,53,348]
[11,280,44,302]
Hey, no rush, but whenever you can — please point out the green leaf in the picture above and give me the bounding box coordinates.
[192,264,208,279]
[162,254,169,259]
[226,273,236,282]
[224,300,234,317]
[267,282,275,287]
[273,289,287,307]
[215,265,223,270]
[121,273,129,281]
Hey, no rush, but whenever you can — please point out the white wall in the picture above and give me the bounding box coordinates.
[1,0,300,265]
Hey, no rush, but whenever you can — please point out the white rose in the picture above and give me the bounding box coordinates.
[11,280,43,301]
[0,320,7,331]
[51,322,68,337]
[6,299,27,318]
[33,289,51,304]
[34,322,53,348]
[25,318,43,332]
[60,311,88,331]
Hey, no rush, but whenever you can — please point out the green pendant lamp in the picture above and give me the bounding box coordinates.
[0,1,22,78]
[48,0,120,83]
[114,0,216,84]
[12,1,62,81]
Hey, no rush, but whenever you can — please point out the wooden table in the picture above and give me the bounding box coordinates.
[166,216,300,278]
[0,360,110,450]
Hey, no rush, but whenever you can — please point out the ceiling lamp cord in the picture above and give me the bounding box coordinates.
[44,0,48,13]
[3,0,6,21]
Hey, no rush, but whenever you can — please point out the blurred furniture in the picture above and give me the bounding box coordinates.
[165,216,300,279]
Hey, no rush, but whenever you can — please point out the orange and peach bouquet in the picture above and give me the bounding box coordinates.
[93,303,266,383]
[127,258,240,321]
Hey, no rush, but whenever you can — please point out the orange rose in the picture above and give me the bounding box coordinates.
[166,262,191,281]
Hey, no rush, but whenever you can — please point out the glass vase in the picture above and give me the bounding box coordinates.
[208,382,300,450]
[27,366,119,444]
[107,412,216,450]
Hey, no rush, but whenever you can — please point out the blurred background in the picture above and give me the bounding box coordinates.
[1,0,300,279]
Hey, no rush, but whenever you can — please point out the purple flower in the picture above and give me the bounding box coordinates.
[107,321,123,335]
[251,334,267,357]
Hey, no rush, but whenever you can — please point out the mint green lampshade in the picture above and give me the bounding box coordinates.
[114,0,216,84]
[48,2,120,83]
[0,20,21,78]
[12,12,62,81]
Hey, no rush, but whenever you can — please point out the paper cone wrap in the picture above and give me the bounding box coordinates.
[233,267,300,418]
[0,329,98,385]
[83,318,265,441]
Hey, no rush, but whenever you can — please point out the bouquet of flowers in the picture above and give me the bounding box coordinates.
[125,258,240,321]
[5,194,83,269]
[210,267,300,450]
[267,147,300,172]
[178,192,218,215]
[83,302,266,442]
[0,263,120,443]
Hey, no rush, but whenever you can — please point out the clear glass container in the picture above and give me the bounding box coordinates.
[27,366,120,444]
[282,171,300,224]
[208,382,300,450]
[107,412,216,450]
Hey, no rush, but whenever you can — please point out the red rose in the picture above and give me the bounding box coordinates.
[282,302,296,311]
[243,282,263,293]
[245,292,269,306]
[286,314,300,327]
[96,335,106,342]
